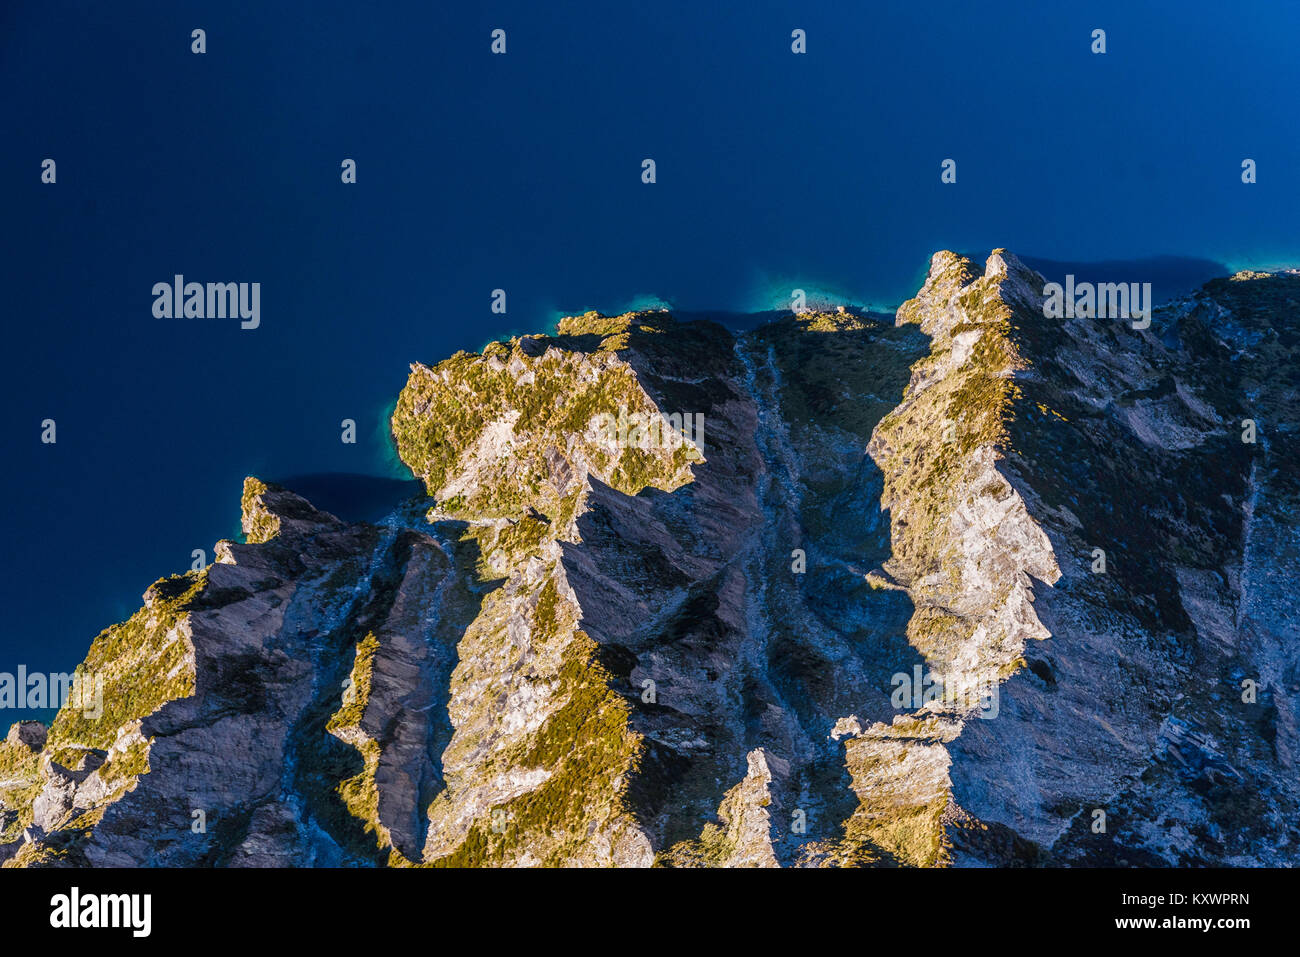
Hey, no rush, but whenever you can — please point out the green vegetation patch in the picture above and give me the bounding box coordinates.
[391,313,700,521]
[47,572,202,752]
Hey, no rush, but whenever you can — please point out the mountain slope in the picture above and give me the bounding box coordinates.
[3,251,1296,867]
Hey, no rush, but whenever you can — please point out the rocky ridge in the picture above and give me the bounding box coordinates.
[2,250,1295,867]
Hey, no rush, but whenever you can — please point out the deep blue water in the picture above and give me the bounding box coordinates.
[3,1,1299,721]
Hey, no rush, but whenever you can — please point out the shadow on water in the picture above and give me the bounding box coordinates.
[1017,254,1230,306]
[269,473,427,523]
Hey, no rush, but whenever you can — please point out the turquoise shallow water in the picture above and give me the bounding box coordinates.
[3,0,1299,721]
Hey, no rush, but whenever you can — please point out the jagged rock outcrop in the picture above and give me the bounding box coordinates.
[3,254,1295,867]
[5,722,45,752]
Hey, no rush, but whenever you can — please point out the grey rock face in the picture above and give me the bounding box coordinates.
[5,722,46,752]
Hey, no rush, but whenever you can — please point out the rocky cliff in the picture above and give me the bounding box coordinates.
[3,250,1296,867]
